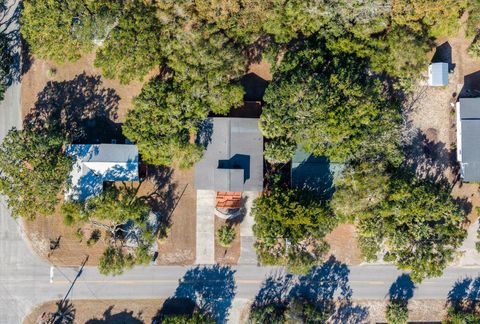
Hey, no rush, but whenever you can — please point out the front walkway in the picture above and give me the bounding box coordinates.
[239,191,259,265]
[195,190,216,264]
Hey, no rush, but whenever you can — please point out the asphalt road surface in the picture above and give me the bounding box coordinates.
[2,0,480,323]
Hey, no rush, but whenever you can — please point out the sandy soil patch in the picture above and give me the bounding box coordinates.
[22,166,196,267]
[214,216,241,265]
[21,53,149,122]
[351,299,446,323]
[325,224,363,266]
[24,299,165,324]
[247,59,272,81]
[22,207,108,266]
[152,167,196,266]
[237,299,446,323]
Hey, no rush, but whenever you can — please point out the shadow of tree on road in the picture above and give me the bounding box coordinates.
[164,265,237,323]
[252,256,369,322]
[388,273,416,302]
[0,0,24,86]
[447,277,480,314]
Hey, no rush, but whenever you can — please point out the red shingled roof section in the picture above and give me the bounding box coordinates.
[216,191,242,208]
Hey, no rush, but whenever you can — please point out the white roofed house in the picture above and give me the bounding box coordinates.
[65,144,139,201]
[456,98,480,182]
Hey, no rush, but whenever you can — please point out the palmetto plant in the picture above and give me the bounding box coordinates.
[217,224,235,248]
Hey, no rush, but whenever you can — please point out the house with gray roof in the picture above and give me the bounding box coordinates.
[456,98,480,182]
[428,62,449,86]
[195,118,263,192]
[65,144,139,201]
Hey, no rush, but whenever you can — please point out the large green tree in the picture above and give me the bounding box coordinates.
[0,128,72,219]
[123,77,205,168]
[252,178,337,273]
[379,175,466,282]
[392,0,467,38]
[261,38,402,164]
[62,186,154,275]
[386,301,409,324]
[21,0,121,63]
[333,166,467,283]
[94,1,163,84]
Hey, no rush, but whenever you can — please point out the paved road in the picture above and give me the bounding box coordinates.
[2,0,480,323]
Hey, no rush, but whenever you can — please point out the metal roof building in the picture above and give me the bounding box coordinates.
[291,146,344,199]
[195,118,263,192]
[65,144,139,201]
[457,98,480,182]
[428,62,449,86]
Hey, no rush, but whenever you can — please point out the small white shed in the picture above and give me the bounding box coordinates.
[428,62,449,86]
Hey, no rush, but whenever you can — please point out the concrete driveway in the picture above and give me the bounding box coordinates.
[195,190,216,264]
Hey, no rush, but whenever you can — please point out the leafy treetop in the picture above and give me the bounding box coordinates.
[0,128,72,219]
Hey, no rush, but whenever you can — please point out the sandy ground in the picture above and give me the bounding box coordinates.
[247,60,272,81]
[406,16,480,266]
[25,298,447,324]
[21,53,148,122]
[215,217,241,265]
[22,167,197,267]
[237,299,446,324]
[325,224,363,266]
[22,206,108,266]
[153,168,196,266]
[24,299,165,324]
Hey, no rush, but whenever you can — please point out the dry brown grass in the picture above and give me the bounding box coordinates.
[325,224,363,266]
[214,216,241,264]
[24,299,165,324]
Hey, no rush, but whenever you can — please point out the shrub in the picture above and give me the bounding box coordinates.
[386,302,408,324]
[86,229,101,246]
[217,224,236,248]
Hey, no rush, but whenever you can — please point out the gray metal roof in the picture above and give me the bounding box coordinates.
[459,98,480,119]
[195,118,263,191]
[429,63,449,86]
[458,98,480,181]
[461,118,480,181]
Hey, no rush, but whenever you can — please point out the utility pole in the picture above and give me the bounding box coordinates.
[61,255,89,305]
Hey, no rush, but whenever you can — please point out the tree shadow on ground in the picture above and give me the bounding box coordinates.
[243,34,272,66]
[168,265,237,323]
[447,277,480,313]
[85,305,143,324]
[459,70,480,98]
[240,72,269,102]
[141,166,178,238]
[432,42,454,72]
[23,73,120,143]
[388,274,415,302]
[152,297,197,323]
[37,299,76,324]
[252,256,369,322]
[405,130,456,183]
